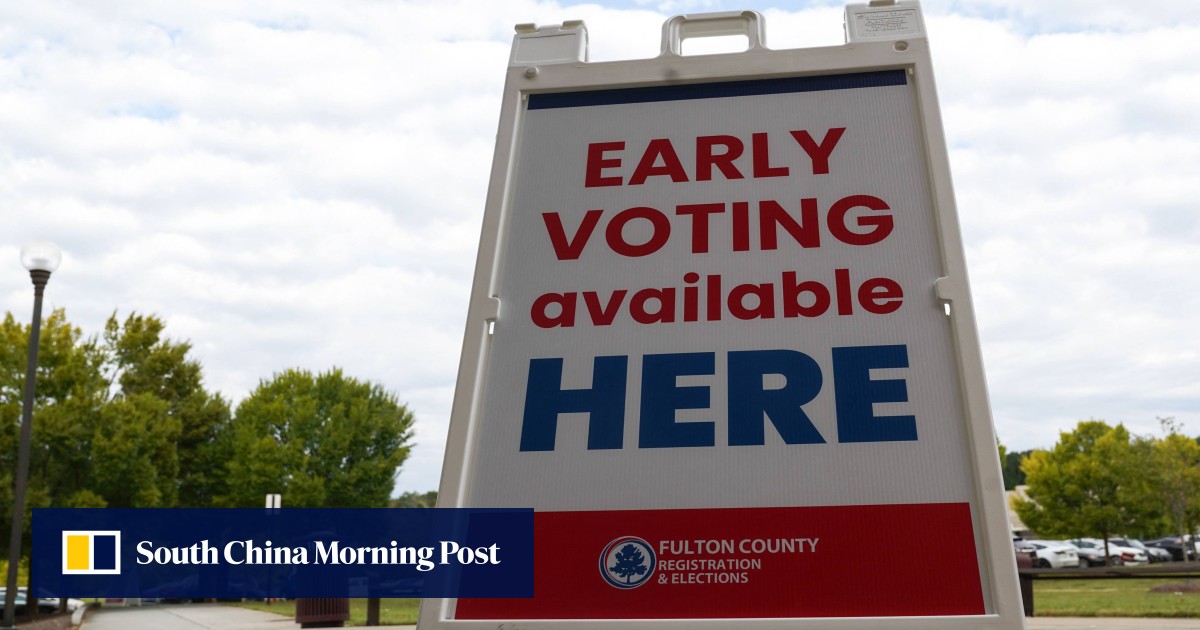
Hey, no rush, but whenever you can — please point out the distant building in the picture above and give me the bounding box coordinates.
[1006,485,1033,539]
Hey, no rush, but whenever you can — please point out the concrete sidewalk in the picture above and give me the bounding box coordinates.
[82,603,415,629]
[84,604,303,629]
[1028,619,1200,629]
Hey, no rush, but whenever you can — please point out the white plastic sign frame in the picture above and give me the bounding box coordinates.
[422,3,1024,629]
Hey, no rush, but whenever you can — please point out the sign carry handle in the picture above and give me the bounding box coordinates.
[658,10,768,57]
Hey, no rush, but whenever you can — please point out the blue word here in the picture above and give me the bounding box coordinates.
[520,344,917,450]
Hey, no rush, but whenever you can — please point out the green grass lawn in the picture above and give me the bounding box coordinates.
[1034,578,1200,617]
[230,598,421,626]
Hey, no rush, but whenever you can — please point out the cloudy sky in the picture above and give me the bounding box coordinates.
[2,0,1198,495]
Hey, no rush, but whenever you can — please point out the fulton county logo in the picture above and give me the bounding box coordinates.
[599,536,655,589]
[62,531,121,575]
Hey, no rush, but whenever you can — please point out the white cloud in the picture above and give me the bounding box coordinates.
[924,11,1200,449]
[2,0,1198,495]
[922,0,1200,32]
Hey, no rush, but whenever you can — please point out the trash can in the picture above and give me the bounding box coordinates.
[295,598,350,628]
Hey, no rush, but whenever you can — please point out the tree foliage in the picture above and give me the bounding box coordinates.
[391,491,438,508]
[1014,420,1155,550]
[1013,418,1200,548]
[1,310,231,558]
[3,309,423,559]
[1146,418,1200,558]
[222,368,414,508]
[102,315,233,506]
[1003,448,1031,491]
[1003,420,1200,556]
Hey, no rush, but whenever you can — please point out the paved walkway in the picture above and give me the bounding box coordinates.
[84,604,301,629]
[1028,619,1200,629]
[83,603,417,629]
[82,603,1200,630]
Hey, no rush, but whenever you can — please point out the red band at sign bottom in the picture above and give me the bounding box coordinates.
[457,502,984,619]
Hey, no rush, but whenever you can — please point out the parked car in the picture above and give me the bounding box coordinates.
[1109,537,1171,563]
[1063,540,1106,567]
[0,587,76,614]
[1070,538,1149,566]
[1013,541,1038,569]
[1144,536,1200,562]
[1025,540,1080,569]
[38,596,85,612]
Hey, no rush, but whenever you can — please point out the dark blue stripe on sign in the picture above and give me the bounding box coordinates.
[527,69,907,110]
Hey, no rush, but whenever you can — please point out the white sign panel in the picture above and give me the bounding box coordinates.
[423,5,1024,629]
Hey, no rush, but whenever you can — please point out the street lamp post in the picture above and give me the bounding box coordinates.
[2,241,62,629]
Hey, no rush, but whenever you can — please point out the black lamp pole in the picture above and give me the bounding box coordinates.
[3,242,60,629]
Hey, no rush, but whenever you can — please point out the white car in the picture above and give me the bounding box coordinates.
[1073,538,1149,566]
[1109,537,1170,563]
[0,588,84,612]
[40,596,86,611]
[1025,540,1080,569]
[1061,540,1106,567]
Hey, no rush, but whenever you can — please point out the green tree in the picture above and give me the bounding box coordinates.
[391,491,438,508]
[0,309,230,548]
[0,310,108,552]
[1148,418,1200,559]
[1013,420,1155,564]
[223,368,414,508]
[1003,449,1031,491]
[102,314,232,506]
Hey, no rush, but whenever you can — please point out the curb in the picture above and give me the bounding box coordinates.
[71,604,88,627]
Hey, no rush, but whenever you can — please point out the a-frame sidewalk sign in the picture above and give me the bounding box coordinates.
[421,3,1025,628]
